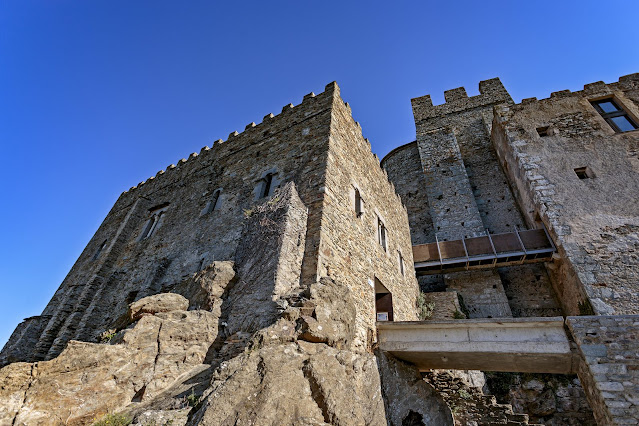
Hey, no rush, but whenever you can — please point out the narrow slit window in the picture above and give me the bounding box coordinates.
[92,240,107,260]
[377,217,387,252]
[398,251,404,276]
[139,205,168,240]
[591,99,638,133]
[260,173,274,198]
[354,188,363,217]
[201,190,221,215]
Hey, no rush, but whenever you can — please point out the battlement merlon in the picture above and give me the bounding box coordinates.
[411,77,513,123]
[495,73,639,116]
[112,81,342,211]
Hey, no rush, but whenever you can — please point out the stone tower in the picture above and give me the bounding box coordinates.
[2,74,639,426]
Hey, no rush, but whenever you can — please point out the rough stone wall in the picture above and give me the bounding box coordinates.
[421,291,464,320]
[318,88,420,349]
[492,73,639,316]
[226,183,308,335]
[381,142,436,245]
[385,77,562,320]
[2,85,338,365]
[413,87,513,319]
[381,142,445,294]
[567,315,639,425]
[424,370,539,426]
[2,80,419,365]
[485,372,596,425]
[414,127,486,241]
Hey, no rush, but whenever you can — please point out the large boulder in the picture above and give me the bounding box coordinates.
[173,261,236,313]
[129,293,189,321]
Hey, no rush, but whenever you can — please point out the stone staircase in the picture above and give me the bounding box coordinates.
[423,371,542,426]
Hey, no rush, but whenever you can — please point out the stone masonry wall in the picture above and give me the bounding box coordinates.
[381,142,445,294]
[567,315,639,425]
[2,85,339,365]
[407,77,560,319]
[492,73,639,316]
[381,142,436,245]
[318,87,420,350]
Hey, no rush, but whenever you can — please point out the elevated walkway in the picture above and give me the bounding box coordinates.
[377,317,577,374]
[412,228,555,275]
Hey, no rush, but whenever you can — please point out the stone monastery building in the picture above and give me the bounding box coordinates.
[1,73,638,426]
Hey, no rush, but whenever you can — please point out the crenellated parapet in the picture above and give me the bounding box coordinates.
[411,78,513,124]
[120,82,341,199]
[506,72,639,114]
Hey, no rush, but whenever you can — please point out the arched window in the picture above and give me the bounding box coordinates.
[139,204,168,241]
[201,189,222,215]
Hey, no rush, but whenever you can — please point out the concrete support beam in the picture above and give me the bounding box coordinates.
[377,317,577,374]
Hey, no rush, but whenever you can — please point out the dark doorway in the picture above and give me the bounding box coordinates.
[375,278,393,321]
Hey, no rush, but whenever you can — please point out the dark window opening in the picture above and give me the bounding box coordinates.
[93,240,107,260]
[536,126,550,137]
[402,410,425,426]
[591,99,638,133]
[375,278,393,321]
[260,173,274,198]
[354,188,363,217]
[202,190,221,215]
[139,205,168,241]
[574,167,592,180]
[377,217,387,252]
[398,251,405,276]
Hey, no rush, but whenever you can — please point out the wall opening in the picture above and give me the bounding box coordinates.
[139,204,169,241]
[261,173,274,198]
[536,126,550,137]
[377,216,387,252]
[591,98,638,132]
[201,189,222,216]
[92,240,107,260]
[375,278,393,321]
[354,188,364,217]
[574,167,593,180]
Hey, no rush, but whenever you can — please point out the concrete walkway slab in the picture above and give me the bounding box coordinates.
[377,317,577,374]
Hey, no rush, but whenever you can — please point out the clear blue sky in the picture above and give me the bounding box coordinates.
[1,0,638,347]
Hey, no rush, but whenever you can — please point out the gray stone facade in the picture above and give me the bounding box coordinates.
[567,315,639,425]
[1,82,418,365]
[2,73,639,425]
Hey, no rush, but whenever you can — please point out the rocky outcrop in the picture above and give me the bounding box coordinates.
[0,275,454,426]
[0,291,220,425]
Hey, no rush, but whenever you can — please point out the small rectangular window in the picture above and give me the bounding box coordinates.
[377,217,387,252]
[92,240,107,260]
[574,167,592,180]
[591,99,638,133]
